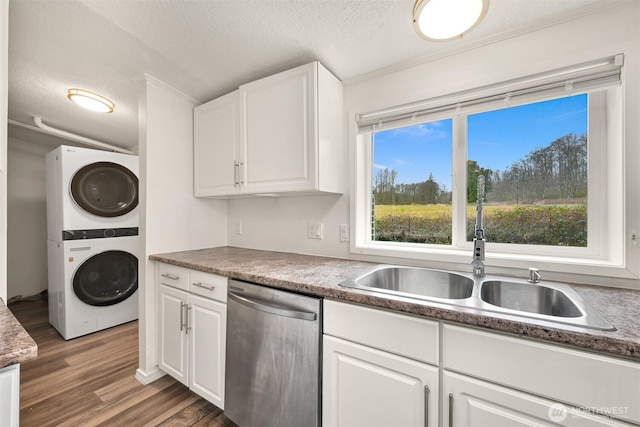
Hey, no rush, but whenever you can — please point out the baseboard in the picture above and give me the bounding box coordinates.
[135,367,166,385]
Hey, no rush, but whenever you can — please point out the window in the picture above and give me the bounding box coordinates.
[466,96,588,247]
[353,55,624,274]
[372,118,452,244]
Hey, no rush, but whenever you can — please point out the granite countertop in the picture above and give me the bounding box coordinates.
[0,300,37,369]
[150,246,640,361]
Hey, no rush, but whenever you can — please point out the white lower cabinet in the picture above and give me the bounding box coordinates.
[158,264,227,409]
[444,371,632,427]
[322,301,639,427]
[443,324,640,426]
[322,300,440,427]
[0,364,20,427]
[159,284,189,384]
[323,335,438,427]
[189,294,226,406]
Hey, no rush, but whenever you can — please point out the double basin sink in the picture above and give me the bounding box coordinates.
[340,265,614,331]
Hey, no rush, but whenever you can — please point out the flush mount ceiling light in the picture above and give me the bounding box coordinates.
[413,0,489,42]
[67,89,115,113]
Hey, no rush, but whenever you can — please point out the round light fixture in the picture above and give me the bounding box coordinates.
[413,0,489,42]
[67,89,115,113]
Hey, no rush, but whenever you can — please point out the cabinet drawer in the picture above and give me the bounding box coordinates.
[324,300,439,365]
[158,264,189,291]
[189,271,227,303]
[444,324,640,424]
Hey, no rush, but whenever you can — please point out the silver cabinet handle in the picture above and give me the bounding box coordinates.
[239,161,244,184]
[161,273,180,280]
[192,282,215,291]
[185,305,192,334]
[234,160,240,187]
[424,385,429,427]
[179,301,186,332]
[448,393,454,427]
[228,291,317,321]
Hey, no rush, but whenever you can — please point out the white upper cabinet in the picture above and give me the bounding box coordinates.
[194,61,343,197]
[194,90,239,197]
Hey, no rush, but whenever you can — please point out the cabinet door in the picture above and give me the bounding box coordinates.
[239,62,317,193]
[323,335,438,427]
[444,371,633,427]
[158,285,189,385]
[444,324,640,424]
[194,90,239,197]
[189,294,227,409]
[0,364,19,427]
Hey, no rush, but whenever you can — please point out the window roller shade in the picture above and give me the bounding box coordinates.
[357,54,623,133]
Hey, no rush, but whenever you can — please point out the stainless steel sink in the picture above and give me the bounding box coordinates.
[480,280,582,317]
[477,279,615,330]
[340,265,615,331]
[340,265,474,301]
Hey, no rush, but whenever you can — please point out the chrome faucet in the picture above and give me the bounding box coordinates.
[472,175,486,278]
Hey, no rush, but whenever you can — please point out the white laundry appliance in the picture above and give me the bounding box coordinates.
[47,235,139,340]
[46,145,139,242]
[46,145,140,340]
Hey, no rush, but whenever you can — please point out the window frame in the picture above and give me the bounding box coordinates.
[350,60,627,279]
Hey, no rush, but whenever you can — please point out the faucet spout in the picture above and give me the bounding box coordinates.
[472,175,486,278]
[472,258,485,278]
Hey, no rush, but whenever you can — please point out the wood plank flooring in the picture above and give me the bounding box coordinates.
[8,299,237,427]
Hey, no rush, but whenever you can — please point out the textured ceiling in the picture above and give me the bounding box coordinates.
[7,0,622,150]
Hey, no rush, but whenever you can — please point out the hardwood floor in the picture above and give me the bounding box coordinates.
[9,299,237,427]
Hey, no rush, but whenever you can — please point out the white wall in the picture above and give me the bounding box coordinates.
[137,75,228,383]
[228,2,640,288]
[1,0,8,303]
[228,194,350,258]
[6,138,49,300]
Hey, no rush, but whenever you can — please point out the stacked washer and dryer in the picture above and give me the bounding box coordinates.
[46,145,139,340]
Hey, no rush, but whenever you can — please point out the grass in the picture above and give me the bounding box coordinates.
[373,203,587,246]
[375,204,520,219]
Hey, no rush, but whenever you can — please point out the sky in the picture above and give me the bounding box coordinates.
[372,93,588,187]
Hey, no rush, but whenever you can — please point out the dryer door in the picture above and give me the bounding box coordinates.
[73,250,138,306]
[70,161,138,218]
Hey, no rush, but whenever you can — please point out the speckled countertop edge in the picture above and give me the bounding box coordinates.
[0,300,38,368]
[150,246,640,361]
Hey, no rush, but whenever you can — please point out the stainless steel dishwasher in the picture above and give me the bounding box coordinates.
[225,279,322,427]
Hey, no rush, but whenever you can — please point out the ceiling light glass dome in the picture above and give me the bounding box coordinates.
[67,89,115,113]
[413,0,490,41]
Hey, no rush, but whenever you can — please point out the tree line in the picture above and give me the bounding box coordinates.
[373,132,587,205]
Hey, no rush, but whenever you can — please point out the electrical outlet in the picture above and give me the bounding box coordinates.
[308,222,323,239]
[235,220,242,235]
[340,224,349,242]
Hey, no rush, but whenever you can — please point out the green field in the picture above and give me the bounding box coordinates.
[373,203,587,246]
[375,204,513,219]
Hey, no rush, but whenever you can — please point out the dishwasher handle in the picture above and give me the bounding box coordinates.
[228,291,317,321]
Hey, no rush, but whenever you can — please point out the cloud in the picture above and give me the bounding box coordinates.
[373,163,388,170]
[385,120,451,141]
[543,108,587,124]
[392,158,412,167]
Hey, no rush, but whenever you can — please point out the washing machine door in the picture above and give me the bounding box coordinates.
[73,250,138,306]
[70,161,138,218]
